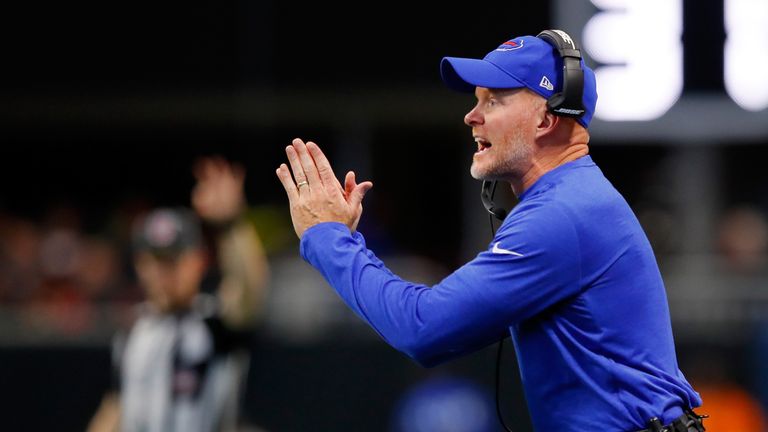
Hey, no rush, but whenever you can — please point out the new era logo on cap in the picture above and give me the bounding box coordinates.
[539,76,554,91]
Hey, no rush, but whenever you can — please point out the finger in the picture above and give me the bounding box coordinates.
[349,176,373,209]
[208,156,224,176]
[293,139,322,189]
[215,157,244,184]
[285,144,308,187]
[344,171,358,201]
[276,163,299,202]
[213,156,231,180]
[307,141,342,196]
[197,157,220,183]
[349,182,373,209]
[207,157,227,183]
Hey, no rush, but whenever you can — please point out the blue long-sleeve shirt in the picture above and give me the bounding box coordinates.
[300,155,701,431]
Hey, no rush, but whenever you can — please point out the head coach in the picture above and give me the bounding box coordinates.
[275,30,705,431]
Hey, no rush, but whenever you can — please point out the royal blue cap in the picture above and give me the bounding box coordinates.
[441,35,597,128]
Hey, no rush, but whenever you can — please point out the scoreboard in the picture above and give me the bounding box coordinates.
[554,0,768,142]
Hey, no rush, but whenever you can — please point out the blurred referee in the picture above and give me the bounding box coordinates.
[89,158,269,432]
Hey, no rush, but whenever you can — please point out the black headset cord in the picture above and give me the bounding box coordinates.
[487,197,515,432]
[496,336,515,432]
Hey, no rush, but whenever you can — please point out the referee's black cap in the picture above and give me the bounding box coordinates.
[132,208,203,256]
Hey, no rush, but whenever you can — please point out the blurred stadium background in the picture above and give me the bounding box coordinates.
[1,1,768,430]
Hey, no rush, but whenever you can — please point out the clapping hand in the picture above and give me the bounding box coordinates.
[276,138,373,238]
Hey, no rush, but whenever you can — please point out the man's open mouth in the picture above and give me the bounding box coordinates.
[475,137,492,153]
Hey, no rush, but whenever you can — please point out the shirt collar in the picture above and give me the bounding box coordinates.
[518,155,594,201]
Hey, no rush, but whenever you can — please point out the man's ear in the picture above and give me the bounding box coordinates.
[536,109,560,138]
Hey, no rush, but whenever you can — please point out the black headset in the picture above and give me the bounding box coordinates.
[536,29,586,118]
[481,29,586,221]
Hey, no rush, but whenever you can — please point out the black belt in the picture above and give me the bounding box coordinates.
[635,408,707,432]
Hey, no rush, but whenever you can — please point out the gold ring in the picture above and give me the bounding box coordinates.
[296,180,309,188]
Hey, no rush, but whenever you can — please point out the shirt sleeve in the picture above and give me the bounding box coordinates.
[300,201,581,367]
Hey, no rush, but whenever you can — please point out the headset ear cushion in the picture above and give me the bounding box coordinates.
[547,92,567,112]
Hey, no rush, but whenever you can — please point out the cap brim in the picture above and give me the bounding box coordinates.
[440,57,526,93]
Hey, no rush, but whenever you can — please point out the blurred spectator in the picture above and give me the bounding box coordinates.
[31,221,92,334]
[77,236,125,302]
[715,205,768,273]
[88,157,269,432]
[2,203,136,338]
[0,215,42,302]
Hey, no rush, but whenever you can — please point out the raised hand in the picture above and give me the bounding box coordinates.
[192,156,246,224]
[276,138,373,238]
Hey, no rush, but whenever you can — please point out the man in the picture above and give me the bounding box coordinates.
[89,157,269,432]
[275,31,703,431]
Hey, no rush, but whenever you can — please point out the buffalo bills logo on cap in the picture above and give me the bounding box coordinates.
[495,39,524,52]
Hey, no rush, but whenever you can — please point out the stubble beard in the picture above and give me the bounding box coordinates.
[470,128,532,181]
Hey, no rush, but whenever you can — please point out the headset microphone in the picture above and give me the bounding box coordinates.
[481,180,507,221]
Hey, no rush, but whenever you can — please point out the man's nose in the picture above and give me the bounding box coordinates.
[464,106,483,127]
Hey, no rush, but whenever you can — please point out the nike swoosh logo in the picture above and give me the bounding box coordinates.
[492,242,524,257]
